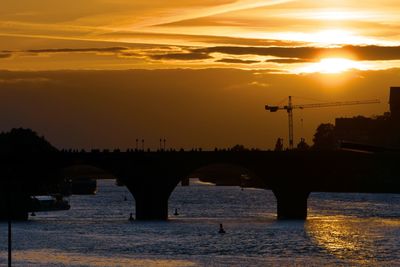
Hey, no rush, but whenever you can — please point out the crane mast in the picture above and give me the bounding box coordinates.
[265,97,380,150]
[287,96,294,149]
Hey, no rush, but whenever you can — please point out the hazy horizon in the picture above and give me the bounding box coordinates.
[0,68,397,150]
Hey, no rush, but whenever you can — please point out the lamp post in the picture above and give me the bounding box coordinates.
[7,187,12,267]
[8,214,11,267]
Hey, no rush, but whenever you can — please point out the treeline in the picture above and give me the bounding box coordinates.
[274,123,337,151]
[0,128,57,155]
[0,128,64,195]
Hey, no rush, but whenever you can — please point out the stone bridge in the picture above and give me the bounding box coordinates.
[60,150,400,220]
[1,150,399,220]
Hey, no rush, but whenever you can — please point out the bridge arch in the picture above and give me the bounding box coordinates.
[170,162,309,220]
[61,164,117,195]
[119,157,268,220]
[186,163,260,187]
[168,162,277,219]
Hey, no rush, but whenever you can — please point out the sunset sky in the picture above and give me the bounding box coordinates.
[1,0,400,149]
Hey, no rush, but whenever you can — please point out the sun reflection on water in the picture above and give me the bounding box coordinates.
[305,216,399,265]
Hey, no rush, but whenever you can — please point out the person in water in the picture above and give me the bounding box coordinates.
[128,213,134,221]
[173,208,179,216]
[218,223,226,234]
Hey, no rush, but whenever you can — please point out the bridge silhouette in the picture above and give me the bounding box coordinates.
[1,149,399,220]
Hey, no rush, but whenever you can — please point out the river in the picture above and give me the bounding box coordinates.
[1,179,399,266]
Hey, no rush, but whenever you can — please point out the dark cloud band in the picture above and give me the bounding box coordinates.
[265,58,314,64]
[149,52,211,60]
[3,44,400,64]
[216,58,260,64]
[194,45,400,61]
[26,47,128,53]
[0,53,12,59]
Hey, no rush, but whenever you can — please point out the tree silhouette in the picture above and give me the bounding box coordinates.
[312,123,337,150]
[0,129,60,219]
[296,138,310,151]
[0,128,57,155]
[0,128,61,192]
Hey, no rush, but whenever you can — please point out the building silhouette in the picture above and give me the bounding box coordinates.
[335,87,400,148]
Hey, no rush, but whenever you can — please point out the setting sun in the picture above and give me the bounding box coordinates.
[297,57,367,74]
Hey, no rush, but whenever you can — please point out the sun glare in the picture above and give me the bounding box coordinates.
[305,10,373,21]
[296,58,367,74]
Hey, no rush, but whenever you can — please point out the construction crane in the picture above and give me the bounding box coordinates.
[265,96,380,150]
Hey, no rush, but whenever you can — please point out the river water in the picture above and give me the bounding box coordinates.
[1,179,399,266]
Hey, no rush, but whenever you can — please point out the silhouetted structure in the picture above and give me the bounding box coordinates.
[231,144,248,151]
[54,149,399,221]
[390,87,400,120]
[181,177,190,186]
[266,96,379,150]
[335,87,400,148]
[1,128,400,221]
[274,138,284,151]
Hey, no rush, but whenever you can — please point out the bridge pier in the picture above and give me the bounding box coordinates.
[181,177,190,186]
[273,189,310,220]
[134,192,169,220]
[124,179,177,221]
